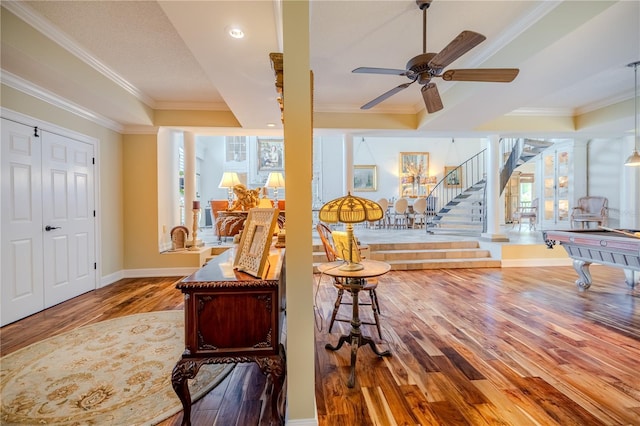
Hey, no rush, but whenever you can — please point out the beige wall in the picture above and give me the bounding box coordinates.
[1,84,125,279]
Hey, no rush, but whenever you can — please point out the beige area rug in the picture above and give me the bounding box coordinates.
[1,311,234,425]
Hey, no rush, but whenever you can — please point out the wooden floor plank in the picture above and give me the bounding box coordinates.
[1,265,638,425]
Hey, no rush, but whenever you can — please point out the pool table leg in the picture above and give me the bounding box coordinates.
[572,259,592,291]
[623,269,639,289]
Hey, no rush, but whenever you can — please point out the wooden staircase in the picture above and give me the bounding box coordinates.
[313,240,500,271]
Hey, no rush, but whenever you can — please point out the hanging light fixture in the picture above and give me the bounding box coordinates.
[625,61,640,166]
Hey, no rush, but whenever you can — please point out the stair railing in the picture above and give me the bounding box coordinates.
[500,138,523,193]
[426,149,487,228]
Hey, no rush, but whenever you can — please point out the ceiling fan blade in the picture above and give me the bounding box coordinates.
[353,67,409,76]
[360,82,414,110]
[421,83,443,113]
[428,31,486,71]
[441,68,519,82]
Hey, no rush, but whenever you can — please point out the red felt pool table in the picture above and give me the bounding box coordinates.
[543,228,640,291]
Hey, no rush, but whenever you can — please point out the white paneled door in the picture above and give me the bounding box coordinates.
[1,118,96,326]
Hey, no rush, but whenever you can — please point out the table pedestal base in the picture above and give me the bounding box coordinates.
[325,281,391,388]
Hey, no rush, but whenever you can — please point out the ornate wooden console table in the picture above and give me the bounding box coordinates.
[172,247,286,425]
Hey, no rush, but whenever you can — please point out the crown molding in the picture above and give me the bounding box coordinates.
[1,70,123,132]
[508,107,573,117]
[3,0,155,109]
[154,101,229,111]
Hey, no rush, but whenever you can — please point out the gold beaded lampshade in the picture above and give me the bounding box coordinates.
[319,193,384,271]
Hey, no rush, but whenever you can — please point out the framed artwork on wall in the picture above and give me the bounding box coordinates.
[257,138,284,171]
[234,208,279,278]
[399,152,429,197]
[353,165,377,191]
[444,166,462,187]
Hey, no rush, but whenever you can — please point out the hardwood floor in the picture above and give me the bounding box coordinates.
[1,266,638,425]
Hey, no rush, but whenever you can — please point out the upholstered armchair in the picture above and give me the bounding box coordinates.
[571,196,608,229]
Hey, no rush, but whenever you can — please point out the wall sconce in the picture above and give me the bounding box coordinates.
[266,172,285,202]
[218,172,240,208]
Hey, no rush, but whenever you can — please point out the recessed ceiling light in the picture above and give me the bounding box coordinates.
[228,27,244,39]
[267,123,276,127]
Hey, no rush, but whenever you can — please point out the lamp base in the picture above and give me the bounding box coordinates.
[339,262,364,272]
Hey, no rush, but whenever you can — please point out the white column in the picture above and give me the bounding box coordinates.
[481,135,509,241]
[282,0,317,422]
[343,133,354,194]
[183,132,198,243]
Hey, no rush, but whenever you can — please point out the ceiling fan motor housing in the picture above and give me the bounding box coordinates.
[406,53,439,84]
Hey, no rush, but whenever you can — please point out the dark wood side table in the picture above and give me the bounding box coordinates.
[318,259,391,387]
[172,247,286,426]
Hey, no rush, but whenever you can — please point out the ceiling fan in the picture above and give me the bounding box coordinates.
[353,0,519,113]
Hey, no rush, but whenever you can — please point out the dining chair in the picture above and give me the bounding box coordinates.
[410,197,427,228]
[372,198,389,229]
[316,223,382,339]
[390,198,409,228]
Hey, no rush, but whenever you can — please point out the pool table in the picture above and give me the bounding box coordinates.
[543,228,640,291]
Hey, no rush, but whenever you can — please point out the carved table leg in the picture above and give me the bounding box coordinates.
[623,269,639,289]
[325,284,391,388]
[572,259,593,291]
[255,349,286,426]
[171,359,204,426]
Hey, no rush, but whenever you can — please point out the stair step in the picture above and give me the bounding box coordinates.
[370,248,491,261]
[385,258,501,270]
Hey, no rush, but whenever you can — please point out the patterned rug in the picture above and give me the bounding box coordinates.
[1,311,234,425]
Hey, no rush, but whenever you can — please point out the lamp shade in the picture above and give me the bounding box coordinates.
[266,172,285,188]
[625,148,640,166]
[218,172,240,188]
[319,193,384,224]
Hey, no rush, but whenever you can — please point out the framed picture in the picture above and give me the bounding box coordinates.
[234,208,279,278]
[444,166,462,187]
[257,138,284,171]
[353,165,377,191]
[399,152,429,197]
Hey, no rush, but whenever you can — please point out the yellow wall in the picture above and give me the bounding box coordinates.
[1,84,125,279]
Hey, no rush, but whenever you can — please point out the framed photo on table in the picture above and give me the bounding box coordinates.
[444,166,462,187]
[234,208,279,278]
[353,165,377,191]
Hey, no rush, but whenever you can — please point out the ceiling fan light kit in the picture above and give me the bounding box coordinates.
[353,0,519,112]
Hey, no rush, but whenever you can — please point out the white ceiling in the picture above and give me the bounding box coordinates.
[3,0,640,138]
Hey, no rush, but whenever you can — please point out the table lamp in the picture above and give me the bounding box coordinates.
[266,172,285,202]
[319,193,384,271]
[218,172,240,208]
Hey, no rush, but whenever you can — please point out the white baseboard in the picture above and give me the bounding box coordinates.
[124,267,200,278]
[286,416,318,426]
[99,267,199,287]
[501,258,573,268]
[100,270,125,287]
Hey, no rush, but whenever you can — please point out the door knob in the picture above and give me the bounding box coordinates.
[45,225,61,231]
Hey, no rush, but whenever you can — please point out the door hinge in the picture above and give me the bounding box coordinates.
[94,263,97,270]
[92,157,95,165]
[93,210,96,217]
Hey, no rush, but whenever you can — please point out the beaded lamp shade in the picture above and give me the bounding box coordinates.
[319,193,383,271]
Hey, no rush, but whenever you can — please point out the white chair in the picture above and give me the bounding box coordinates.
[371,198,389,229]
[571,196,608,229]
[390,198,409,228]
[512,198,538,230]
[410,197,427,228]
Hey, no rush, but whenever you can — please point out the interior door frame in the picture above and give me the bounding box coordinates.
[1,107,102,290]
